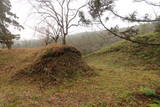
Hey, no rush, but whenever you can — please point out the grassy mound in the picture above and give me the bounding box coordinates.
[14,44,93,85]
[88,32,160,69]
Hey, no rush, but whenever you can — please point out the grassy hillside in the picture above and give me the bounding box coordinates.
[88,32,160,70]
[67,31,120,54]
[85,32,160,106]
[0,32,160,107]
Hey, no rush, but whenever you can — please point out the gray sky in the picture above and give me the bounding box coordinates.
[10,0,159,40]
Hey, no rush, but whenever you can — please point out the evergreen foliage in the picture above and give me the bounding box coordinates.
[0,0,23,49]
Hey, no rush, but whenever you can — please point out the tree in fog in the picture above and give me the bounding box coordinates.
[35,20,61,45]
[0,0,23,49]
[81,0,160,46]
[29,0,89,45]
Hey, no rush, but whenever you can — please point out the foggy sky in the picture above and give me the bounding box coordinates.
[10,0,159,40]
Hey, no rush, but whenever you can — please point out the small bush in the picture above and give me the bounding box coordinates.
[140,88,156,96]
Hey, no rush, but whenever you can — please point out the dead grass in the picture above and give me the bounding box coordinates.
[12,44,94,87]
[85,52,160,107]
[0,42,160,106]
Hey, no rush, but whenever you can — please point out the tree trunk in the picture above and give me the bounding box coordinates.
[55,39,58,43]
[62,35,67,45]
[6,43,12,49]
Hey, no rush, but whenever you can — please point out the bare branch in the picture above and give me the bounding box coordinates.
[29,0,87,44]
[110,9,160,22]
[68,4,87,25]
[98,14,160,46]
[135,0,160,7]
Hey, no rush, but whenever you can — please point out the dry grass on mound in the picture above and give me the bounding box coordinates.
[13,44,94,86]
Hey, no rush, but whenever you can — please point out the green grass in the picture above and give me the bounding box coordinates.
[0,32,160,106]
[88,32,160,70]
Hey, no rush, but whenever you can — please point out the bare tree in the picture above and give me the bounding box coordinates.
[28,0,87,45]
[35,20,61,45]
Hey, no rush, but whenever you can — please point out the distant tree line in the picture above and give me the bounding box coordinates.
[1,22,156,54]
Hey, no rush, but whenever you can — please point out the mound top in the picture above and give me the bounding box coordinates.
[40,44,82,59]
[14,44,94,85]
